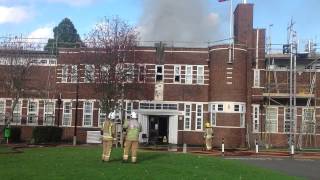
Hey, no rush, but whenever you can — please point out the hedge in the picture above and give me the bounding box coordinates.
[32,126,63,144]
[9,127,21,142]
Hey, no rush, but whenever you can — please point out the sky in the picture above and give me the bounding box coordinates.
[0,0,319,48]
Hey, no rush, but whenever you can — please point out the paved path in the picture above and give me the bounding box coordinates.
[226,157,320,180]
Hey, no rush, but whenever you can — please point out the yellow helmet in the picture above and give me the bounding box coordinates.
[205,122,211,128]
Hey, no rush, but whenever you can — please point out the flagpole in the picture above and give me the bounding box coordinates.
[228,0,233,63]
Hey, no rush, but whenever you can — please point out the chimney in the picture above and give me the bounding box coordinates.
[233,3,254,48]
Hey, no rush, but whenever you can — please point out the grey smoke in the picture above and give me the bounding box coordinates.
[138,0,221,46]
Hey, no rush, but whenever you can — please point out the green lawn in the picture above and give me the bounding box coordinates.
[0,146,301,180]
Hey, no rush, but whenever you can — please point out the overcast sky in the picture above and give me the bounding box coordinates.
[0,0,319,48]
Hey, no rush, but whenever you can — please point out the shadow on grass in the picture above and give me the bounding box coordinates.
[138,152,164,163]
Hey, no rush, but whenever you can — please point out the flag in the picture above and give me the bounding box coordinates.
[218,0,229,2]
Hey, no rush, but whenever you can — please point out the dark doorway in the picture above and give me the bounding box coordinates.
[149,116,169,144]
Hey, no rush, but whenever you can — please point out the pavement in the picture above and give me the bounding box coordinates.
[227,157,320,180]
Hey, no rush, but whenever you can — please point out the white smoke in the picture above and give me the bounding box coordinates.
[138,0,221,46]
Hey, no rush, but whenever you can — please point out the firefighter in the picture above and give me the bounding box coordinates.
[101,112,116,162]
[204,122,214,151]
[123,111,141,163]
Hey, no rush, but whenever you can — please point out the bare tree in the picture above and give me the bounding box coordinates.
[84,17,140,116]
[0,37,38,126]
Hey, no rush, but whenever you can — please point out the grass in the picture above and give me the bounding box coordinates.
[0,146,301,180]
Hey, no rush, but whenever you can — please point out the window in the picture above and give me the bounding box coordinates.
[126,64,134,82]
[252,105,260,133]
[44,101,55,126]
[126,102,132,120]
[12,101,21,125]
[240,114,245,128]
[99,108,106,127]
[62,102,72,126]
[217,104,223,112]
[71,65,78,83]
[155,65,163,82]
[302,108,315,133]
[197,66,204,84]
[83,101,93,127]
[265,107,278,133]
[138,65,146,82]
[0,100,5,124]
[196,104,203,130]
[174,65,181,83]
[185,65,193,84]
[253,69,260,87]
[85,64,95,83]
[284,108,292,133]
[61,65,69,83]
[211,104,216,126]
[27,101,38,125]
[234,104,240,112]
[184,104,191,130]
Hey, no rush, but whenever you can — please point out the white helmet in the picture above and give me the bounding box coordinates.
[108,112,115,120]
[130,112,137,119]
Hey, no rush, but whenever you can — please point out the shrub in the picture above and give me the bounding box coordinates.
[32,126,63,144]
[9,127,21,143]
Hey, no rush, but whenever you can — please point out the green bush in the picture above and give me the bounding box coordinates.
[9,127,21,143]
[32,126,63,144]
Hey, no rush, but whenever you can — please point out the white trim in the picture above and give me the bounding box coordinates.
[62,101,72,127]
[0,99,6,125]
[252,104,260,133]
[185,65,193,84]
[195,104,203,131]
[209,48,247,52]
[27,100,39,125]
[174,65,181,83]
[43,100,55,126]
[184,103,191,130]
[82,101,94,127]
[196,65,204,84]
[265,106,278,133]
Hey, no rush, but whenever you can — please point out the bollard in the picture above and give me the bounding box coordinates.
[255,139,259,154]
[222,138,225,156]
[291,144,295,156]
[183,143,187,153]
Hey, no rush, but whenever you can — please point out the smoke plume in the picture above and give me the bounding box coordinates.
[138,0,221,46]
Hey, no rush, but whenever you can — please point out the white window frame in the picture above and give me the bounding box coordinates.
[126,101,133,120]
[185,65,193,84]
[174,65,181,83]
[284,107,295,133]
[184,104,191,130]
[217,104,224,112]
[155,65,164,82]
[44,101,55,126]
[252,104,260,133]
[197,66,204,84]
[62,101,72,126]
[240,113,245,128]
[253,69,260,87]
[195,104,203,131]
[302,108,315,133]
[138,65,146,82]
[98,108,106,128]
[12,101,22,125]
[61,65,69,83]
[211,104,216,126]
[85,64,95,83]
[265,107,278,133]
[27,100,38,125]
[71,65,78,83]
[0,99,5,125]
[83,101,93,127]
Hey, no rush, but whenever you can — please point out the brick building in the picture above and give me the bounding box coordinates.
[0,3,319,148]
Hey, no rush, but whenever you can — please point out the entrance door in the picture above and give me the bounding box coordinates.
[148,116,168,144]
